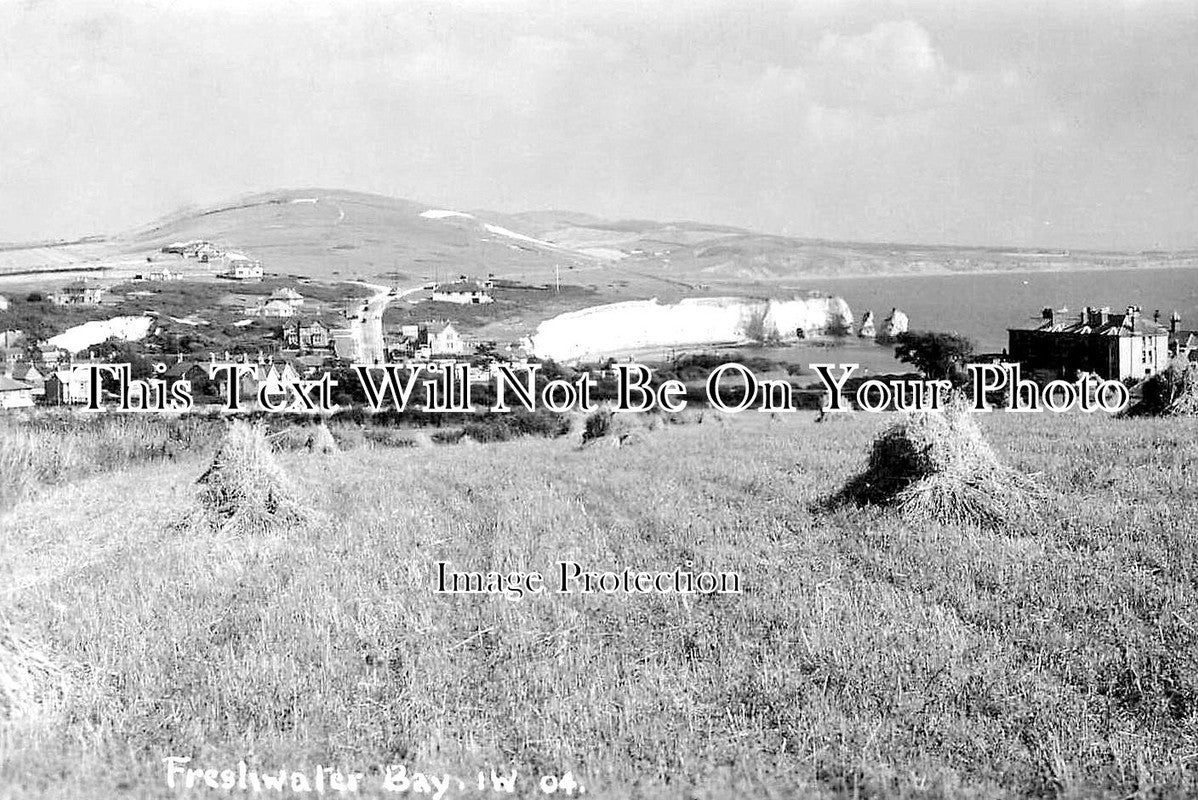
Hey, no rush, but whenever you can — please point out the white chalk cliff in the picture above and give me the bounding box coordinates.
[48,315,155,355]
[530,295,853,362]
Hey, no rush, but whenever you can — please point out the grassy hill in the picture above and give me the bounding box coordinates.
[3,190,1196,293]
[2,412,1197,798]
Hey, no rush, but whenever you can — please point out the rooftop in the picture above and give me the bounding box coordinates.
[434,280,491,293]
[1013,306,1168,337]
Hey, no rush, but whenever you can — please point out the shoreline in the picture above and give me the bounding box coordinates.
[4,259,1198,289]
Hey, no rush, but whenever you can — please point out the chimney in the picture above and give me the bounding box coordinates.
[1098,306,1110,326]
[1126,306,1138,328]
[1154,309,1161,324]
[1042,306,1054,324]
[1172,310,1181,335]
[1080,307,1091,326]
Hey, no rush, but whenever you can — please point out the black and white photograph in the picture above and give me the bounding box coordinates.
[2,1,1198,797]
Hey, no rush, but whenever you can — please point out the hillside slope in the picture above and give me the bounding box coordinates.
[120,189,601,283]
[4,189,1194,287]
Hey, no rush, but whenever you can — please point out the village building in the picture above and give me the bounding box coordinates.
[431,278,494,305]
[1173,331,1198,362]
[1,347,24,370]
[423,322,466,356]
[269,287,305,307]
[259,362,301,403]
[282,319,331,350]
[330,329,359,362]
[1008,305,1170,382]
[294,354,329,376]
[48,278,106,306]
[44,367,93,405]
[210,362,261,402]
[161,360,212,395]
[194,243,222,262]
[245,299,296,318]
[147,267,184,282]
[1161,311,1198,362]
[0,375,34,409]
[162,240,217,259]
[222,253,264,280]
[1,330,25,349]
[36,344,65,369]
[10,363,45,398]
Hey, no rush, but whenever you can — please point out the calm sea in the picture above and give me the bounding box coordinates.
[813,266,1198,352]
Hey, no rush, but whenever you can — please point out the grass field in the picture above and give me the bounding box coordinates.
[2,411,1197,798]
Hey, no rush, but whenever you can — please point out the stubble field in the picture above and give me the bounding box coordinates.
[2,411,1197,798]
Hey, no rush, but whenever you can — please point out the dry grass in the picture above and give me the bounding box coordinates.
[0,412,218,509]
[829,401,1045,529]
[0,613,67,723]
[3,412,1198,798]
[189,420,309,536]
[305,422,339,455]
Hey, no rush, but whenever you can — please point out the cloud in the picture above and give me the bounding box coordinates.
[0,1,1194,248]
[807,20,965,115]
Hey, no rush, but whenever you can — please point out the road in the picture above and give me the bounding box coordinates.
[347,282,422,364]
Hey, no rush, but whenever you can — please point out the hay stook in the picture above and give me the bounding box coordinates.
[193,420,309,535]
[829,402,1044,529]
[305,422,340,455]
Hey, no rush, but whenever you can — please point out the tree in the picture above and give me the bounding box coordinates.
[893,331,975,385]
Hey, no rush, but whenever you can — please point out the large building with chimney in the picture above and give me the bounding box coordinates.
[1008,305,1170,382]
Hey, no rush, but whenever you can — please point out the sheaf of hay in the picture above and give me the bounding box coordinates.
[305,422,340,455]
[1163,362,1198,416]
[0,614,68,723]
[188,420,309,536]
[829,402,1045,529]
[1128,357,1198,417]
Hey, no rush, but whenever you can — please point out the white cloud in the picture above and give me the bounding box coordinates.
[808,20,962,115]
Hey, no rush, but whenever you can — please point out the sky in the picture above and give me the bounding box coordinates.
[1,0,1196,250]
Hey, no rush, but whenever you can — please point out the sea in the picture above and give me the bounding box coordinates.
[776,266,1198,376]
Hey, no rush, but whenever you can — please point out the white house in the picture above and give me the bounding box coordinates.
[45,368,92,404]
[10,363,45,398]
[0,375,34,409]
[223,253,264,280]
[269,287,305,307]
[148,268,184,282]
[426,322,465,356]
[432,279,493,305]
[245,299,296,318]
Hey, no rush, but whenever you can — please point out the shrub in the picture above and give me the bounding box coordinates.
[583,408,613,442]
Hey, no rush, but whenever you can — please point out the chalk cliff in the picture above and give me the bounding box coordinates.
[48,315,155,355]
[530,294,853,362]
